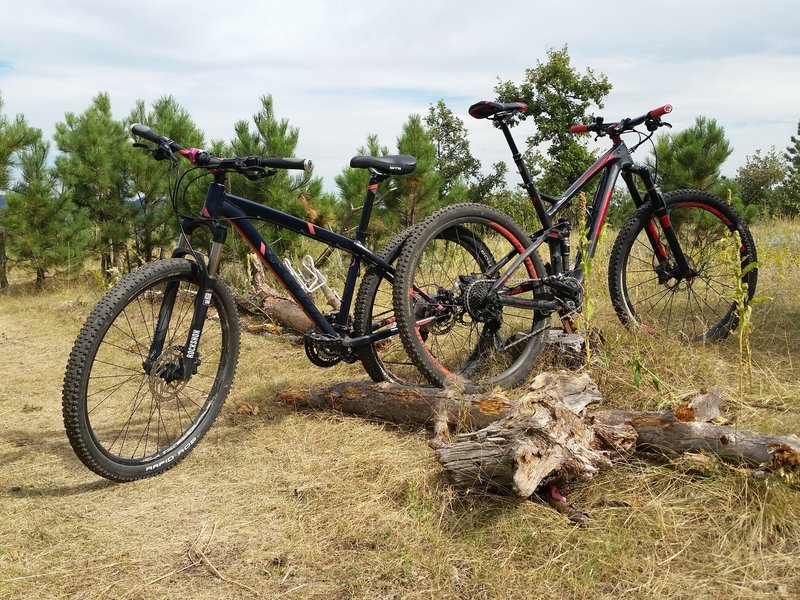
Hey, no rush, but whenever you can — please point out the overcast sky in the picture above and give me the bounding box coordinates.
[1,0,798,191]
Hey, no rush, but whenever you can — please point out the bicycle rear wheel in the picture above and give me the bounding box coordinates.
[62,258,240,481]
[392,204,548,391]
[355,224,500,385]
[354,227,429,385]
[609,190,758,341]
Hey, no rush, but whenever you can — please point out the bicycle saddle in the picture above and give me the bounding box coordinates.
[350,155,417,175]
[469,101,528,119]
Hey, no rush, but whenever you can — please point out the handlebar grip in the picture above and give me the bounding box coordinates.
[570,124,589,134]
[130,123,163,144]
[258,157,314,172]
[648,104,672,119]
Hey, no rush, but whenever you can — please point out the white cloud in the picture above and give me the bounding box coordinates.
[1,0,798,189]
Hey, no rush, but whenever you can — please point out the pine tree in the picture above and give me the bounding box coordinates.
[334,134,392,241]
[0,92,40,290]
[389,114,442,227]
[127,96,205,263]
[651,116,732,194]
[5,140,91,286]
[227,95,335,256]
[776,119,800,215]
[54,93,134,277]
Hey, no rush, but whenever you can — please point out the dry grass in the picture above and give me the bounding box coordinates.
[1,219,799,599]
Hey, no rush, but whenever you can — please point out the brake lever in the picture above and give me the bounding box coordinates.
[131,141,176,163]
[152,143,179,164]
[242,167,277,181]
[591,116,606,141]
[645,117,672,132]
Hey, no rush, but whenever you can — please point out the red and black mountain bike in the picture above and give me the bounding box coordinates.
[391,101,758,390]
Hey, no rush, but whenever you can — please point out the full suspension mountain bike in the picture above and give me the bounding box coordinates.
[62,123,447,481]
[391,101,758,390]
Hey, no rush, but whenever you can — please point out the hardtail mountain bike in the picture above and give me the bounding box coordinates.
[62,123,442,481]
[391,101,758,390]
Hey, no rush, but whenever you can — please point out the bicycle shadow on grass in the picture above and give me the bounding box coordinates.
[2,478,114,498]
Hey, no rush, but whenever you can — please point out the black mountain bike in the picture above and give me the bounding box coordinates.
[62,124,440,481]
[391,101,758,390]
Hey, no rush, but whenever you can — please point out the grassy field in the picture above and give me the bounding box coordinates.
[1,220,799,599]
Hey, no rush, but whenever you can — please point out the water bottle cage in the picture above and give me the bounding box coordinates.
[284,255,339,299]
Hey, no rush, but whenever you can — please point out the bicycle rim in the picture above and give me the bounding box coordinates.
[83,274,230,464]
[398,212,545,388]
[618,198,755,341]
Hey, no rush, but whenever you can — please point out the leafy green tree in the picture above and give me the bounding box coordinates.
[388,114,442,227]
[127,96,205,263]
[0,92,40,289]
[495,45,612,195]
[54,93,134,276]
[5,140,91,286]
[650,116,732,194]
[226,95,336,256]
[424,100,480,200]
[736,148,786,214]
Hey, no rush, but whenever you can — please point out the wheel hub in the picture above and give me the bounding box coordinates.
[149,346,190,401]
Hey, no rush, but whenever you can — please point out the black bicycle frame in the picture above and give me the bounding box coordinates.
[495,119,690,285]
[208,174,396,341]
[145,172,398,381]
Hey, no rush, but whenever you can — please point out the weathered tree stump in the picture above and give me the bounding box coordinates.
[277,373,800,498]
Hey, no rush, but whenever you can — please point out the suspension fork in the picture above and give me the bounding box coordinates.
[628,166,694,278]
[144,215,228,381]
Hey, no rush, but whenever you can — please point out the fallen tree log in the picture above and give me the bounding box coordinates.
[277,373,800,498]
[248,254,342,333]
[594,408,800,469]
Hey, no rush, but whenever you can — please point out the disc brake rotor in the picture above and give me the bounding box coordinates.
[149,346,190,401]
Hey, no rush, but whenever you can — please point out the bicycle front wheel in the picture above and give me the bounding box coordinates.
[62,258,240,481]
[393,204,548,391]
[609,190,758,341]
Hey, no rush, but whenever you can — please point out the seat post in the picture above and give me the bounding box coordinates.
[498,119,550,228]
[355,171,387,244]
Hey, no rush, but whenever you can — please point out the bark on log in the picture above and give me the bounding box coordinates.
[278,380,516,434]
[277,374,800,497]
[592,408,800,469]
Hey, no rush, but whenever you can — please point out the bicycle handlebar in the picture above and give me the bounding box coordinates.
[569,104,672,137]
[130,123,314,172]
